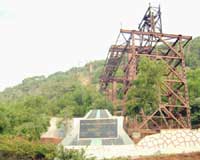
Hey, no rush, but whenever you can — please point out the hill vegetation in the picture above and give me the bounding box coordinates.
[0,60,114,140]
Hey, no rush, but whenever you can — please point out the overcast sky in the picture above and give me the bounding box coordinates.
[0,0,200,91]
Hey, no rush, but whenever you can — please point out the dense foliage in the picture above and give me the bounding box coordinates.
[185,37,200,68]
[126,57,166,116]
[0,135,56,160]
[0,96,50,140]
[125,57,200,125]
[0,136,127,160]
[187,68,200,125]
[56,146,95,160]
[0,60,113,140]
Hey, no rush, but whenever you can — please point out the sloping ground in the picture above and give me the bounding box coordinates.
[40,117,66,144]
[134,152,200,160]
[41,117,64,138]
[135,129,200,156]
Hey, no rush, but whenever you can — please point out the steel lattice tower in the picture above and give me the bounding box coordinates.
[99,4,192,139]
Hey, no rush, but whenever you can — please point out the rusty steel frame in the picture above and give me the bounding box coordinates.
[99,4,192,137]
[138,4,162,33]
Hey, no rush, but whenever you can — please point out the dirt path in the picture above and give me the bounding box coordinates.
[133,152,200,160]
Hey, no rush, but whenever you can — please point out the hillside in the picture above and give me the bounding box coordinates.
[0,59,114,140]
[0,37,200,140]
[0,60,104,102]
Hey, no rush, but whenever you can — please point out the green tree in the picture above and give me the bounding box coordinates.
[0,135,56,160]
[191,98,200,126]
[56,146,95,160]
[126,57,166,116]
[0,106,10,134]
[187,68,200,103]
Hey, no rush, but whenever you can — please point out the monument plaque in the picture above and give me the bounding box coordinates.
[79,119,118,139]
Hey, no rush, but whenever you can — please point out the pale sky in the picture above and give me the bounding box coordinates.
[0,0,200,91]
